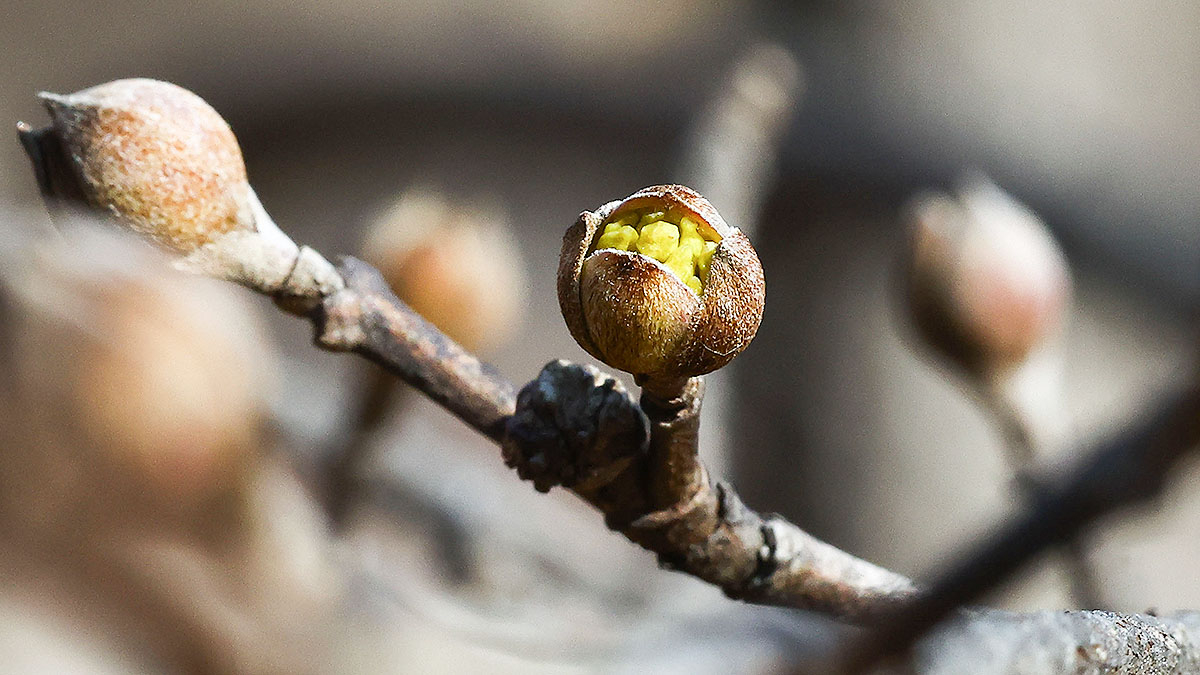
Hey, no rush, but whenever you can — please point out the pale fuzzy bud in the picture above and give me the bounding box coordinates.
[906,175,1072,377]
[558,184,765,385]
[37,79,251,251]
[18,79,340,299]
[360,188,524,353]
[6,225,276,513]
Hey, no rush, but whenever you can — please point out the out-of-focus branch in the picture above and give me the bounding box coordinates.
[845,383,1200,671]
[792,608,1200,673]
[18,79,1200,672]
[14,79,913,621]
[989,380,1107,610]
[903,177,1107,610]
[673,42,801,235]
[671,42,802,476]
[322,368,405,525]
[186,194,1200,670]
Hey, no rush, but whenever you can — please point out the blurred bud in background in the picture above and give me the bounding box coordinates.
[904,174,1074,452]
[0,222,341,672]
[361,187,525,354]
[2,223,276,529]
[322,188,527,526]
[906,175,1071,375]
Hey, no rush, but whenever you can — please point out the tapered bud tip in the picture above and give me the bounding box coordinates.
[36,91,68,108]
[16,121,47,190]
[558,185,764,382]
[905,176,1072,375]
[29,78,254,254]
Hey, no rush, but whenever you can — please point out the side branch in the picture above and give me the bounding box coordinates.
[849,383,1200,669]
[17,78,1200,672]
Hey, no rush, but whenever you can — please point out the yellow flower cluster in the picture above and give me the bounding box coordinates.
[593,209,720,295]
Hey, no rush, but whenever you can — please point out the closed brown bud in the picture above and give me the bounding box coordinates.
[558,184,764,384]
[18,79,339,298]
[26,78,252,252]
[905,176,1072,376]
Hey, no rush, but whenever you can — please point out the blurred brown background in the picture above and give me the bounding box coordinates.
[0,1,1197,672]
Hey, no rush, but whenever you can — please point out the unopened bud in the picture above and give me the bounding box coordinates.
[17,78,339,299]
[7,226,274,511]
[361,189,524,353]
[905,176,1072,376]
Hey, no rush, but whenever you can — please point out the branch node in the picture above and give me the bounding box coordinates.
[313,288,367,352]
[502,360,648,494]
[308,257,392,351]
[284,245,344,299]
[749,519,781,590]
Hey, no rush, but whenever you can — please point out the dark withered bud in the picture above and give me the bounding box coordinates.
[905,176,1071,377]
[17,79,338,298]
[558,185,764,385]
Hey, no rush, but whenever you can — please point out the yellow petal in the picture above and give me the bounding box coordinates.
[635,220,679,262]
[596,224,638,251]
[664,245,696,284]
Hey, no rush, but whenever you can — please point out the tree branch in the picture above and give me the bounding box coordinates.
[299,256,918,621]
[305,257,1200,666]
[289,250,1200,654]
[321,368,406,526]
[311,257,516,443]
[17,77,1200,671]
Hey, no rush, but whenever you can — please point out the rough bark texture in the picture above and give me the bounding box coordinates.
[913,609,1200,675]
[17,73,1200,673]
[301,255,1200,674]
[503,361,917,621]
[314,257,516,442]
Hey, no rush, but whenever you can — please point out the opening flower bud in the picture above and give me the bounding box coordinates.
[558,184,764,383]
